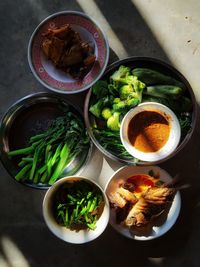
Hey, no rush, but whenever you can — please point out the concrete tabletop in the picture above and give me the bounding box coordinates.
[0,0,200,266]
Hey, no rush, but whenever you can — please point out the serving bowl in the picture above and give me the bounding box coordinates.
[28,11,109,94]
[84,56,197,165]
[43,176,110,244]
[0,92,92,189]
[120,102,181,162]
[105,165,181,241]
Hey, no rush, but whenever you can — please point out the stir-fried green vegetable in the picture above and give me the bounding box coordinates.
[89,65,193,160]
[8,109,89,185]
[54,180,104,230]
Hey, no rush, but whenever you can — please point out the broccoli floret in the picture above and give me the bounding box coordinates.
[89,96,113,118]
[102,108,113,120]
[133,79,145,102]
[113,97,139,113]
[113,100,126,112]
[92,80,108,99]
[126,98,140,108]
[110,65,131,83]
[119,84,134,100]
[120,76,145,102]
[107,112,121,131]
[89,100,104,118]
[113,98,121,104]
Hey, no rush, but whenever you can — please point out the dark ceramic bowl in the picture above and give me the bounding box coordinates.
[84,57,197,165]
[0,92,92,189]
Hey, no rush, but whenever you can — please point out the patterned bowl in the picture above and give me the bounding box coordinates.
[28,11,109,94]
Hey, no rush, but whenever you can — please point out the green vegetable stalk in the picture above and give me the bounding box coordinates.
[7,110,89,185]
[55,181,104,231]
[132,68,185,88]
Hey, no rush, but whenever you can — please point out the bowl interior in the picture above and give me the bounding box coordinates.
[43,176,110,244]
[84,57,197,165]
[28,11,109,94]
[0,93,91,189]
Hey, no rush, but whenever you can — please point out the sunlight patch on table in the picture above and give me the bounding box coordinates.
[1,236,30,267]
[76,0,128,59]
[0,254,9,267]
[148,257,164,265]
[131,0,200,96]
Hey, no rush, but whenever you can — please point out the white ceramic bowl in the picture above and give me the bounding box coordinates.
[28,11,109,94]
[43,176,110,244]
[105,165,181,241]
[120,102,181,162]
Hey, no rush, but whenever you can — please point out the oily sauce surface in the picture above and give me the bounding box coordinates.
[128,111,170,152]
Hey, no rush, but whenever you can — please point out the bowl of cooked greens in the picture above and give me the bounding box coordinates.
[0,92,92,189]
[43,176,110,244]
[84,57,197,164]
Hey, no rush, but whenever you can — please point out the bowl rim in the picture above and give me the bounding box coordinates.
[43,175,110,244]
[27,10,110,94]
[0,92,93,190]
[84,56,198,165]
[120,102,181,162]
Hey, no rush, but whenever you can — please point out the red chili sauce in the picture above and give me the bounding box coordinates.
[126,174,154,193]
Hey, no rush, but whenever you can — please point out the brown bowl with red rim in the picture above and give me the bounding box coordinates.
[28,11,109,94]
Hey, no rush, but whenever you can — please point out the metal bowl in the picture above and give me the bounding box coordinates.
[84,56,197,165]
[0,92,92,189]
[28,11,109,94]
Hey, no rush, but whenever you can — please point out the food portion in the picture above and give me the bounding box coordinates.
[41,24,96,79]
[107,171,176,228]
[53,180,105,230]
[128,110,170,152]
[7,105,89,185]
[89,65,192,161]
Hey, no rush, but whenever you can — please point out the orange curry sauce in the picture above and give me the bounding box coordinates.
[128,110,170,153]
[127,174,155,193]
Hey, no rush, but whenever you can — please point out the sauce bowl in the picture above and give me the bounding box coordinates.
[120,102,181,162]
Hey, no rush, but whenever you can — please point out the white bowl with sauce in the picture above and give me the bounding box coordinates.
[120,102,181,162]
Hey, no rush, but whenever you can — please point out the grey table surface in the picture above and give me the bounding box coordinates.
[0,1,200,267]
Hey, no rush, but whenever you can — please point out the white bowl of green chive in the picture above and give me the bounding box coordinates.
[43,176,110,244]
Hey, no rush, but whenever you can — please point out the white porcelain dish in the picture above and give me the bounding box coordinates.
[105,165,181,241]
[120,102,181,162]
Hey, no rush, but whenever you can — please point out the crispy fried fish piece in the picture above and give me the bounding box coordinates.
[108,187,137,208]
[117,187,137,203]
[108,191,127,208]
[143,186,176,205]
[125,186,176,227]
[125,198,149,226]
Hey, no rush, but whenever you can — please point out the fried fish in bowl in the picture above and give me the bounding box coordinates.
[105,165,181,240]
